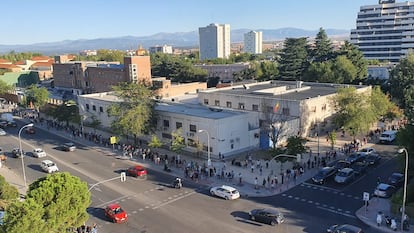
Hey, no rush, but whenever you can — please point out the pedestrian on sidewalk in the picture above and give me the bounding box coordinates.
[254,177,258,189]
[239,173,242,184]
[262,178,266,189]
[376,211,383,226]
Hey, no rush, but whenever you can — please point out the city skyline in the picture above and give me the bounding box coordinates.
[3,0,378,45]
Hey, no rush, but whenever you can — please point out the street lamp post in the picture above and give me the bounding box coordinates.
[198,129,211,166]
[19,123,34,188]
[398,148,409,232]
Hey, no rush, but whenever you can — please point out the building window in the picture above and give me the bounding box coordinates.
[238,103,245,109]
[99,106,103,113]
[163,120,169,128]
[189,124,196,132]
[252,104,259,111]
[266,106,273,113]
[282,107,290,116]
[176,122,182,129]
[215,100,220,106]
[322,104,327,111]
[86,104,90,111]
[92,105,96,111]
[204,99,209,105]
[226,101,232,108]
[311,106,316,113]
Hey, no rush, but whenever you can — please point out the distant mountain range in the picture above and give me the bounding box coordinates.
[0,27,350,55]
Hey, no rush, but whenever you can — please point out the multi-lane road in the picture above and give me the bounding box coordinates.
[0,122,400,233]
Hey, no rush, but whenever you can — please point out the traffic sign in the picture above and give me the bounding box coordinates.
[120,172,126,182]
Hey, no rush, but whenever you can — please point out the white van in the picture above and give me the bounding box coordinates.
[379,130,397,144]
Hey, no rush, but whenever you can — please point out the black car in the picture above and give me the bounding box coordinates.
[329,160,351,171]
[350,162,368,176]
[387,173,404,188]
[327,224,364,233]
[364,154,381,165]
[6,121,17,127]
[312,166,336,184]
[346,152,366,164]
[249,208,284,225]
[11,148,25,158]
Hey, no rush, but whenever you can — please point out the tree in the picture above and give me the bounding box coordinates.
[257,61,279,81]
[49,100,80,125]
[337,41,368,82]
[148,134,163,150]
[311,27,333,62]
[303,61,333,82]
[328,131,337,150]
[370,86,402,121]
[108,82,156,144]
[278,37,309,80]
[170,129,186,154]
[286,136,307,155]
[24,85,49,111]
[0,80,12,95]
[3,172,90,233]
[2,199,46,233]
[331,87,376,138]
[388,53,414,109]
[331,55,358,84]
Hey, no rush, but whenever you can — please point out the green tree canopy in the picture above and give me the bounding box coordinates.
[2,172,90,233]
[337,41,368,82]
[24,85,49,111]
[0,51,43,63]
[108,82,157,141]
[286,136,307,155]
[311,27,333,62]
[148,134,163,149]
[331,55,358,84]
[0,80,12,95]
[278,37,309,80]
[170,129,186,153]
[331,87,376,138]
[389,53,414,109]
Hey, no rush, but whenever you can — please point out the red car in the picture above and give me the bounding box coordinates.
[127,165,147,177]
[104,203,128,223]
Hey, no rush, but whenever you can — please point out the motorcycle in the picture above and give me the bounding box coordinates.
[172,178,182,189]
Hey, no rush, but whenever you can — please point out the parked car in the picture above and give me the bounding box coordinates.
[374,183,396,198]
[210,185,240,200]
[62,142,76,152]
[104,203,128,223]
[350,162,368,176]
[364,154,381,166]
[126,165,147,178]
[0,129,5,136]
[334,168,356,184]
[249,208,285,225]
[359,147,376,156]
[40,160,59,173]
[25,127,35,134]
[11,148,25,158]
[33,148,46,158]
[6,121,17,127]
[387,173,404,188]
[329,160,351,171]
[312,166,336,184]
[327,224,364,233]
[346,152,366,164]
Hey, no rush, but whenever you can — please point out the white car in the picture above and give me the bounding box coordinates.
[33,148,46,158]
[210,185,240,200]
[62,142,76,152]
[359,147,377,156]
[0,129,6,136]
[40,160,59,173]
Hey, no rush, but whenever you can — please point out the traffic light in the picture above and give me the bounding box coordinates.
[120,172,126,182]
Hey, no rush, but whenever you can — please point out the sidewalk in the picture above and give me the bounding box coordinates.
[356,197,413,232]
[0,164,28,197]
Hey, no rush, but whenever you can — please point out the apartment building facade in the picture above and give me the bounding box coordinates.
[194,63,250,82]
[350,0,414,62]
[199,23,231,60]
[243,31,263,54]
[52,56,151,95]
[149,45,173,54]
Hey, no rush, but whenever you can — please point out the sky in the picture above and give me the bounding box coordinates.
[2,0,379,45]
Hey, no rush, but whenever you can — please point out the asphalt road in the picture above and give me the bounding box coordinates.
[0,123,402,233]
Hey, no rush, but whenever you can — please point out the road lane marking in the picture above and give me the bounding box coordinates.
[152,191,195,209]
[317,206,356,219]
